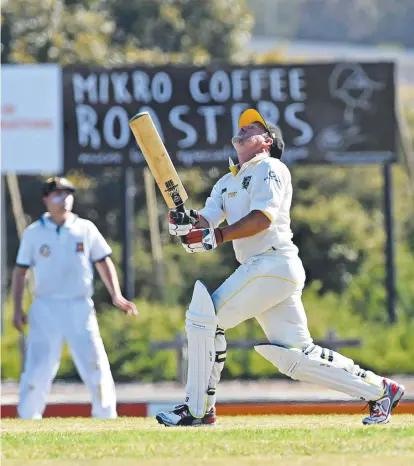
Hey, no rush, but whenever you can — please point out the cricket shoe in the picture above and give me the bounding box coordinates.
[156,404,216,427]
[362,378,405,425]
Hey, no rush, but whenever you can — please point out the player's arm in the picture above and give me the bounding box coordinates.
[95,257,138,315]
[182,210,270,252]
[94,257,137,315]
[13,229,33,331]
[12,266,29,331]
[89,222,138,315]
[94,257,122,301]
[220,210,271,242]
[218,165,283,242]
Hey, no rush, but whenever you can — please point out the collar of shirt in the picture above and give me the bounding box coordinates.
[40,212,78,230]
[229,152,270,178]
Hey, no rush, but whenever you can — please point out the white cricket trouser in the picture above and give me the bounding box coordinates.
[213,249,311,348]
[205,249,311,409]
[206,248,384,406]
[18,297,117,419]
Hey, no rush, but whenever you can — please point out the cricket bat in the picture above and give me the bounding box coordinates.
[129,112,188,212]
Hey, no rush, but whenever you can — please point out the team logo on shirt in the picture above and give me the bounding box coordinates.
[39,244,51,257]
[76,242,84,253]
[242,176,252,190]
[264,170,282,188]
[228,192,237,198]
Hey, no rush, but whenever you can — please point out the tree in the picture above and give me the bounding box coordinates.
[105,0,253,62]
[2,0,253,65]
[1,0,117,64]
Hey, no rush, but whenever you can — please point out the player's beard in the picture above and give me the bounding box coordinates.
[232,134,265,148]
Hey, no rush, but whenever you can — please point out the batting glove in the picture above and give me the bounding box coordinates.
[169,209,200,236]
[181,228,224,253]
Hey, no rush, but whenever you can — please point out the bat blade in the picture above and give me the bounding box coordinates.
[129,112,188,210]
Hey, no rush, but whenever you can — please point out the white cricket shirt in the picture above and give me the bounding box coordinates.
[16,213,112,299]
[199,153,298,264]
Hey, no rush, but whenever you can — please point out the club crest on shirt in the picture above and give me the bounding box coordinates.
[242,176,252,190]
[264,170,282,188]
[39,244,51,257]
[76,242,84,253]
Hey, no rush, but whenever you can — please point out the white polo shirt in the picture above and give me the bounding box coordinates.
[199,153,298,264]
[16,213,112,299]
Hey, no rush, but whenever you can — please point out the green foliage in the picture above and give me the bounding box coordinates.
[292,191,377,293]
[1,0,116,64]
[1,0,253,65]
[105,0,253,61]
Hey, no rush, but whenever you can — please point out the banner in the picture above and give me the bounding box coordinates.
[63,62,396,169]
[1,64,63,174]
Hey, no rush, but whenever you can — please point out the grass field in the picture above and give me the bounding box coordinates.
[2,415,414,466]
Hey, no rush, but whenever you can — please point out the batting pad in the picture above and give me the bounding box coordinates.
[255,343,384,401]
[185,281,217,418]
[207,328,227,410]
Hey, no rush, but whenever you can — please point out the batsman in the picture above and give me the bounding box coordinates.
[156,109,405,427]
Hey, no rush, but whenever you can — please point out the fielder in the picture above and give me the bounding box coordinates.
[156,108,405,427]
[12,177,137,419]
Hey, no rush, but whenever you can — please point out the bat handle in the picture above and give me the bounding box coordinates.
[174,203,187,245]
[174,202,197,227]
